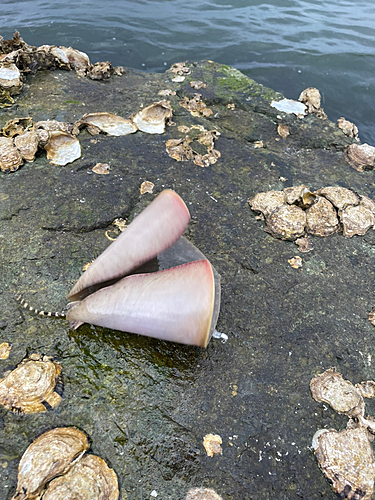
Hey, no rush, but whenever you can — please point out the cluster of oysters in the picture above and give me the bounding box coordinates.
[11,427,119,500]
[0,102,173,172]
[311,368,375,500]
[249,185,375,241]
[0,32,123,107]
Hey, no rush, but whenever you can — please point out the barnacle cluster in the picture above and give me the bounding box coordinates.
[166,125,220,167]
[11,427,119,500]
[311,369,375,500]
[249,185,375,240]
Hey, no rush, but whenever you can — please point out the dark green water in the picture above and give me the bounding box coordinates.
[1,0,375,144]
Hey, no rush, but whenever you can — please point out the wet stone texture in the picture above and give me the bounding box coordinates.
[1,56,375,500]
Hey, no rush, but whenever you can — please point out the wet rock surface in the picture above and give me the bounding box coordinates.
[1,43,375,499]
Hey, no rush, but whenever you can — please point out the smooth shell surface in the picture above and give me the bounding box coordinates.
[67,259,217,347]
[310,368,364,418]
[340,205,375,237]
[313,427,375,500]
[44,131,81,166]
[73,112,137,136]
[305,196,340,237]
[132,101,172,134]
[41,454,119,500]
[0,354,62,414]
[266,204,306,240]
[271,98,306,117]
[12,427,89,500]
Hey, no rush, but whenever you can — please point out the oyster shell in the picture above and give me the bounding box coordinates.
[277,123,290,138]
[2,117,33,137]
[0,353,62,414]
[298,87,327,119]
[35,120,73,134]
[337,117,359,140]
[92,163,110,175]
[190,80,207,89]
[203,434,222,457]
[310,368,364,418]
[284,185,316,208]
[344,143,375,172]
[179,94,213,118]
[316,186,359,210]
[186,488,223,500]
[0,62,23,94]
[249,190,286,217]
[0,342,11,359]
[132,101,173,134]
[170,62,191,76]
[41,454,119,500]
[87,61,116,80]
[140,181,154,194]
[73,112,137,136]
[312,427,375,500]
[12,427,89,500]
[294,236,314,253]
[339,205,375,237]
[360,195,375,214]
[266,204,306,240]
[165,137,194,161]
[14,130,39,162]
[0,136,23,172]
[50,46,90,72]
[288,256,302,269]
[44,131,81,166]
[305,196,340,237]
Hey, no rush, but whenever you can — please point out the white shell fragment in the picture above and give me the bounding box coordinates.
[73,112,138,136]
[0,62,23,94]
[186,488,223,500]
[44,131,81,166]
[92,163,110,175]
[0,353,62,414]
[271,99,307,117]
[203,434,222,457]
[132,101,173,134]
[313,427,375,500]
[41,454,119,500]
[12,427,89,500]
